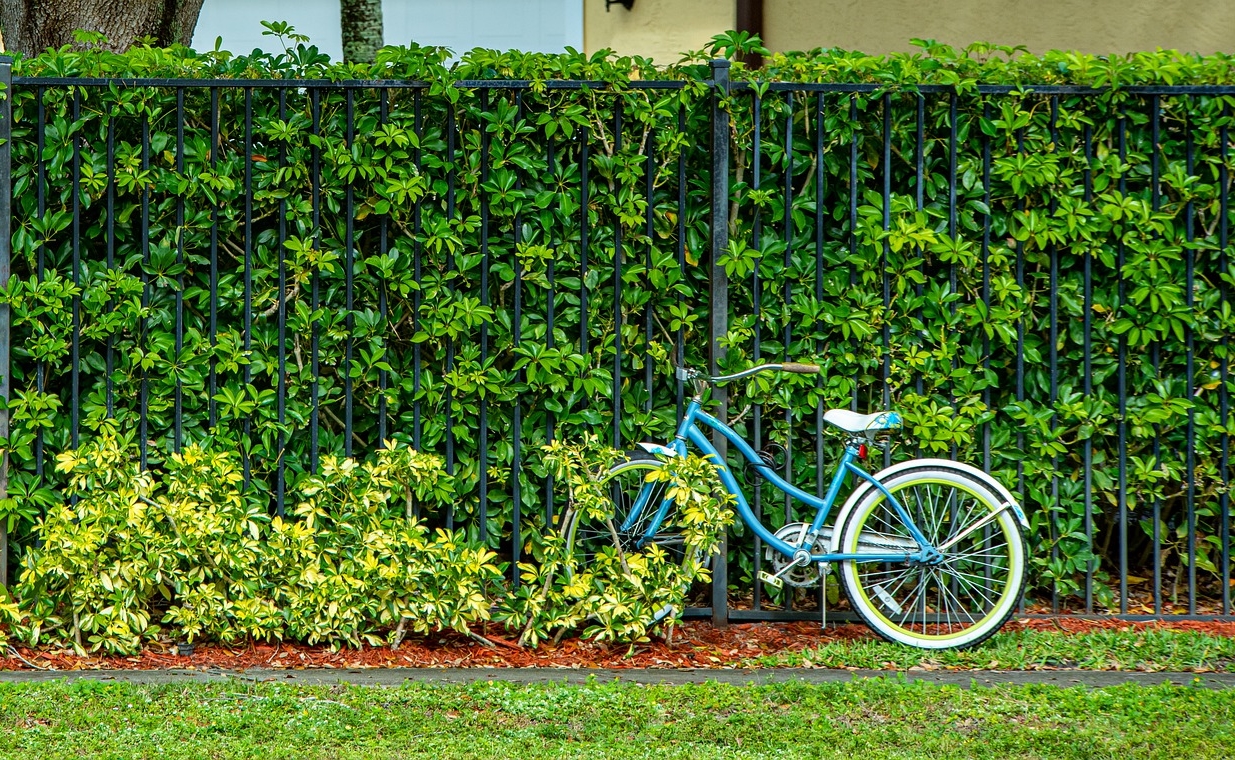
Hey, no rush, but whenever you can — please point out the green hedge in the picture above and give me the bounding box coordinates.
[3,28,1234,612]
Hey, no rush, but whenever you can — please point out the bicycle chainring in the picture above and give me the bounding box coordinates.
[765,522,830,588]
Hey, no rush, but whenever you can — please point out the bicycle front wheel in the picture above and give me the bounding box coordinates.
[560,453,687,580]
[838,466,1027,649]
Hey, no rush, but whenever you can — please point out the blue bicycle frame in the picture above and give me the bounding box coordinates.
[619,398,936,564]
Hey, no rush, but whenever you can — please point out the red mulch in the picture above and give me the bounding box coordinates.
[3,616,1233,672]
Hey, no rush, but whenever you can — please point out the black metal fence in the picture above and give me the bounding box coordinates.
[0,58,1231,622]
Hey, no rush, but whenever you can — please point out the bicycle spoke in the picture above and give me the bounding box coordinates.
[948,573,1005,612]
[856,564,916,582]
[860,565,918,595]
[943,552,1011,572]
[930,486,951,544]
[942,561,1009,585]
[946,568,1001,611]
[880,568,922,606]
[937,574,979,625]
[895,577,929,629]
[947,537,1010,555]
[947,495,986,543]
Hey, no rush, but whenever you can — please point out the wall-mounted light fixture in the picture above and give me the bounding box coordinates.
[606,0,634,11]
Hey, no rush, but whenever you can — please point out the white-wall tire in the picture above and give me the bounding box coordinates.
[838,466,1027,649]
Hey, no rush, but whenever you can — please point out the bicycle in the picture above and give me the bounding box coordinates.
[560,362,1030,649]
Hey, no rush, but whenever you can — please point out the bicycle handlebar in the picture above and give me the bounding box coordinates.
[781,362,821,375]
[685,362,821,385]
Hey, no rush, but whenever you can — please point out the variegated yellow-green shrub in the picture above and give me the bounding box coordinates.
[3,428,729,654]
[8,425,506,653]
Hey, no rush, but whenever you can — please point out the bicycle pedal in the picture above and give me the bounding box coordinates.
[758,571,784,590]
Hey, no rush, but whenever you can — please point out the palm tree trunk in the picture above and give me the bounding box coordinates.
[341,0,383,63]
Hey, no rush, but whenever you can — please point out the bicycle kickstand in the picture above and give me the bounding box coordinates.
[819,564,832,632]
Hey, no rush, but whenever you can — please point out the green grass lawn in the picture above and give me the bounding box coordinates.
[1,678,1232,759]
[757,627,1235,672]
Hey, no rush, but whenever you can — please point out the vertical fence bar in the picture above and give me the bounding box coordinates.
[34,88,44,479]
[544,130,557,526]
[710,60,731,626]
[1222,109,1231,616]
[139,114,151,468]
[881,92,892,430]
[478,89,491,542]
[814,92,825,497]
[644,125,655,412]
[848,94,859,412]
[241,88,253,481]
[946,94,962,606]
[276,89,288,516]
[511,91,525,583]
[209,88,220,429]
[782,91,794,531]
[340,88,355,457]
[612,99,623,449]
[412,92,423,450]
[981,100,994,598]
[309,90,321,471]
[0,56,12,587]
[751,91,764,611]
[948,93,959,464]
[106,112,116,419]
[1048,96,1060,613]
[674,104,686,423]
[1117,115,1129,614]
[70,90,81,449]
[445,106,456,529]
[580,125,590,357]
[1150,94,1162,613]
[814,91,829,613]
[915,94,925,401]
[173,89,185,451]
[1015,125,1026,510]
[1083,122,1094,613]
[377,89,389,446]
[981,101,992,472]
[1185,108,1196,613]
[343,89,355,457]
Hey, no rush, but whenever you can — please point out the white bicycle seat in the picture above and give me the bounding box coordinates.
[822,409,901,434]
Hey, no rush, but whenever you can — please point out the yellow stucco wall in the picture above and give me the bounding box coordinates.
[584,0,733,63]
[764,0,1235,56]
[584,1,1235,60]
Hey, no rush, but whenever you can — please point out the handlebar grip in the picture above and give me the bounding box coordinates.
[782,362,821,375]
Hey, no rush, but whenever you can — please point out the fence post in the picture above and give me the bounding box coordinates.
[0,56,12,589]
[709,59,731,628]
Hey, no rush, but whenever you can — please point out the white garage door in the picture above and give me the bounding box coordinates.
[193,0,585,61]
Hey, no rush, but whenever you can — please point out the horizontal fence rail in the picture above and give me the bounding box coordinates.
[0,59,1232,623]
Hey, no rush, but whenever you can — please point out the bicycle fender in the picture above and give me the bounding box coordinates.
[634,442,679,459]
[826,458,1028,553]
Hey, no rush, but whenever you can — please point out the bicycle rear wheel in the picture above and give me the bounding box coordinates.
[560,453,688,580]
[838,466,1027,649]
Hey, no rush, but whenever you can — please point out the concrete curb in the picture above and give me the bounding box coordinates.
[1,667,1232,689]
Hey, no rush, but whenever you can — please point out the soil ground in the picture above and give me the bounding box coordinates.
[3,616,1233,673]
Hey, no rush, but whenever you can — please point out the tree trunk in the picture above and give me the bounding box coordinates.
[0,0,205,56]
[340,0,383,64]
